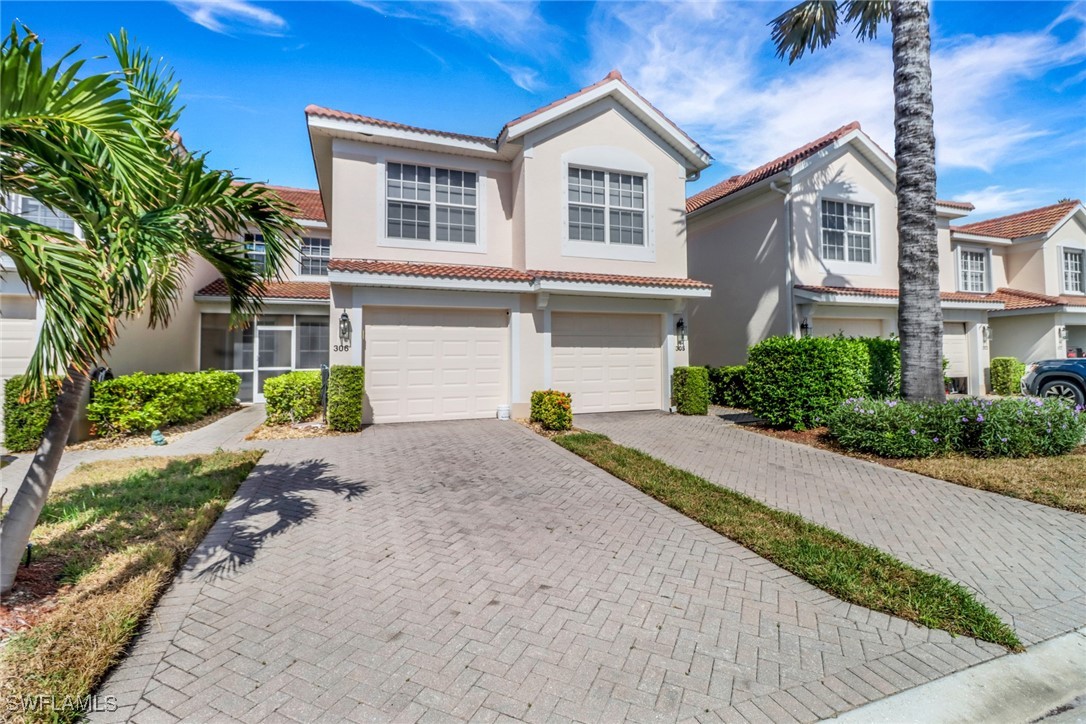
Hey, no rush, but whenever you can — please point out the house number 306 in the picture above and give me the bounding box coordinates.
[333,344,351,352]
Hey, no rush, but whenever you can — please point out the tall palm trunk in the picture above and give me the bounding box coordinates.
[0,368,87,594]
[892,0,944,401]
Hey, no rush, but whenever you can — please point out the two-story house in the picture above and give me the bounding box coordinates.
[685,122,1003,395]
[952,200,1086,362]
[306,70,711,423]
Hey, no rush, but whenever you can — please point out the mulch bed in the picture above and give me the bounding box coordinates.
[66,405,243,452]
[245,420,355,440]
[0,558,67,639]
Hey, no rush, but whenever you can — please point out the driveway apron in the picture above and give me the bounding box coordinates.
[93,419,1011,723]
[577,411,1086,648]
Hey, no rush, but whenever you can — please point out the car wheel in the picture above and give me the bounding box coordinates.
[1039,379,1086,406]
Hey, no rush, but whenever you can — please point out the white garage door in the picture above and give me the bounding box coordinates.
[944,322,969,378]
[552,313,662,414]
[815,317,883,338]
[364,307,508,424]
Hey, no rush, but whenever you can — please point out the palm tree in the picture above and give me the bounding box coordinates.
[0,26,302,593]
[771,0,945,401]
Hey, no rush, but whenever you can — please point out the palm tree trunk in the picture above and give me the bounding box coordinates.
[892,0,944,402]
[0,367,86,594]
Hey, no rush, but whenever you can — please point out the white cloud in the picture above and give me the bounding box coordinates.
[584,1,1086,177]
[952,186,1060,217]
[171,0,287,35]
[490,56,545,92]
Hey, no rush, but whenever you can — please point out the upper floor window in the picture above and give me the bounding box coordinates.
[244,233,266,272]
[300,237,330,276]
[821,200,872,263]
[568,167,645,246]
[386,162,477,244]
[1065,249,1084,293]
[18,197,76,235]
[960,249,988,293]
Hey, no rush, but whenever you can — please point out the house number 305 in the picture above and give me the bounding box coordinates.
[333,344,351,352]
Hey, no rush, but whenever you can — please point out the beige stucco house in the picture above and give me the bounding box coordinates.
[953,200,1086,362]
[307,70,711,422]
[684,122,1004,395]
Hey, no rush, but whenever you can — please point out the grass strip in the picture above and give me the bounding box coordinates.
[1,450,263,723]
[556,432,1022,651]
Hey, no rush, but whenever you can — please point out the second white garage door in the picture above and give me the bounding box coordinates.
[943,322,969,378]
[552,312,662,414]
[364,307,508,423]
[815,317,884,338]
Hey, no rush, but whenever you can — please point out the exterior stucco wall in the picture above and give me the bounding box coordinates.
[1004,245,1046,292]
[990,313,1059,363]
[686,191,788,365]
[1046,214,1086,296]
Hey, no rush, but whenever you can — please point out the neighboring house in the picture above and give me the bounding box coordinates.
[307,70,711,423]
[952,200,1086,362]
[685,121,1002,395]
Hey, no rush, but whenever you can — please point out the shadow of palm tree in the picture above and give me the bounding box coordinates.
[188,458,369,581]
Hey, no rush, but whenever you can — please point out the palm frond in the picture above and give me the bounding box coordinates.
[842,0,891,41]
[770,0,840,64]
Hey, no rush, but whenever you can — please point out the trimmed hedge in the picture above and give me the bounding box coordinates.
[708,365,750,408]
[264,371,322,425]
[991,357,1026,396]
[745,336,869,430]
[87,370,240,437]
[861,337,901,399]
[4,375,62,452]
[825,396,1086,458]
[327,366,365,431]
[672,367,709,415]
[531,389,572,431]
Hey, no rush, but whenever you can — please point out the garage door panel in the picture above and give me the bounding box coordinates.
[944,322,969,378]
[552,313,663,414]
[815,318,884,338]
[365,307,508,423]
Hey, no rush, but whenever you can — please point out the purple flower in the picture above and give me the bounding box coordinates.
[910,429,917,435]
[1001,437,1008,443]
[933,437,940,443]
[976,415,984,422]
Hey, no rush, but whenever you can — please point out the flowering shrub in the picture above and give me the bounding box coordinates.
[825,396,1085,458]
[531,389,572,431]
[672,367,710,415]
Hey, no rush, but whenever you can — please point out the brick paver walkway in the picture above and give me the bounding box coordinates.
[91,420,1010,723]
[578,411,1086,647]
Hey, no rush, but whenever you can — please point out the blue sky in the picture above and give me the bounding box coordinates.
[4,0,1085,219]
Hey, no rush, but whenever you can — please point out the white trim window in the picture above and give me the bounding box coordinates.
[299,236,330,276]
[1063,248,1084,293]
[386,162,477,244]
[568,167,645,246]
[18,196,76,234]
[821,200,873,263]
[960,249,988,292]
[244,233,266,272]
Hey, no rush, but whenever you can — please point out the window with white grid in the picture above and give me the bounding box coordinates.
[19,196,76,234]
[1065,249,1084,293]
[960,249,988,292]
[244,233,266,273]
[568,167,645,246]
[299,237,330,276]
[821,200,872,263]
[386,162,477,244]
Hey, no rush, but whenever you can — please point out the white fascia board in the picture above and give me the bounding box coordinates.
[194,295,330,305]
[795,289,1001,310]
[790,131,896,185]
[951,231,1012,246]
[503,81,710,170]
[935,203,974,220]
[327,270,531,293]
[533,279,711,298]
[308,116,499,158]
[296,219,329,230]
[988,306,1066,318]
[1043,205,1086,240]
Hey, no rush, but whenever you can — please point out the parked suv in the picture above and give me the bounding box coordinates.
[1021,359,1086,405]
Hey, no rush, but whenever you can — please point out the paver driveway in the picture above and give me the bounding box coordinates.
[578,411,1086,647]
[94,420,1009,723]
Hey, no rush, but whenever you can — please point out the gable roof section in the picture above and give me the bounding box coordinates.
[264,185,326,223]
[953,200,1082,240]
[989,287,1086,311]
[304,105,495,147]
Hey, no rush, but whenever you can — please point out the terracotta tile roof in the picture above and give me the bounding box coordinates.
[794,284,1003,306]
[263,185,325,223]
[936,199,976,211]
[305,104,496,146]
[686,122,861,213]
[328,259,710,289]
[328,259,533,282]
[989,287,1086,310]
[953,200,1081,239]
[195,279,330,300]
[530,269,711,289]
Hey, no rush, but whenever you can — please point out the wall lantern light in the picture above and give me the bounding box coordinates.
[982,325,992,344]
[1058,326,1069,341]
[800,318,811,337]
[676,317,686,351]
[339,310,352,346]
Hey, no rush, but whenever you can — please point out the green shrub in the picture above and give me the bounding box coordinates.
[861,337,901,399]
[327,366,365,431]
[264,371,323,425]
[708,366,750,408]
[531,389,572,431]
[745,336,869,430]
[826,396,1086,458]
[991,357,1026,396]
[4,375,62,452]
[86,370,240,436]
[672,367,709,415]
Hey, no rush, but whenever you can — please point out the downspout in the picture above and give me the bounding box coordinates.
[769,179,795,336]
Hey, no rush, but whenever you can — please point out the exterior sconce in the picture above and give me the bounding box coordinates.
[676,317,686,351]
[339,310,352,346]
[982,325,992,344]
[800,318,811,337]
[1058,326,1069,340]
